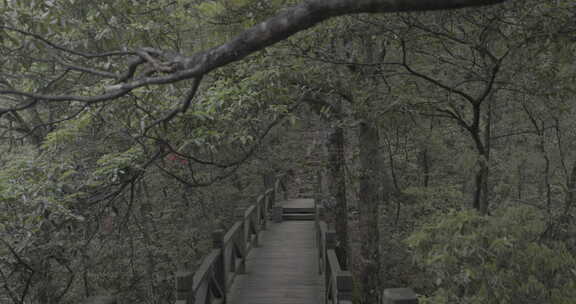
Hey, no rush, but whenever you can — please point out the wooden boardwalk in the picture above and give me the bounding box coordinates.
[82,177,419,304]
[227,199,321,304]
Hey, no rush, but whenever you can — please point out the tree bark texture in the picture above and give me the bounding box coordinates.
[472,97,492,215]
[1,0,509,109]
[358,121,393,304]
[327,121,349,269]
[178,0,510,76]
[106,0,509,93]
[564,161,576,215]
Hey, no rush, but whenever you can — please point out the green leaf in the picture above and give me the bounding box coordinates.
[197,1,225,18]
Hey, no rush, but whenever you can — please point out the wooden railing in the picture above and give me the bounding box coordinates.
[314,171,419,304]
[83,171,419,304]
[83,174,287,304]
[176,174,289,304]
[315,203,353,304]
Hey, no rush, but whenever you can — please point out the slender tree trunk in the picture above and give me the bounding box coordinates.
[472,150,489,214]
[305,96,349,268]
[472,96,492,215]
[473,169,482,211]
[421,148,430,188]
[543,145,552,213]
[517,161,525,200]
[327,117,349,268]
[36,220,54,304]
[564,161,576,215]
[479,98,492,215]
[477,163,490,214]
[383,132,400,192]
[138,181,159,301]
[421,120,435,188]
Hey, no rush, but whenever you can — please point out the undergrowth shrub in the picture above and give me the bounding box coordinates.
[406,206,576,304]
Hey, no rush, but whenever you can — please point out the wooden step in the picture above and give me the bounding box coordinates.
[283,213,315,221]
[283,207,315,214]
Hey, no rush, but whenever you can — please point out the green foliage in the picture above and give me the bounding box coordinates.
[93,146,144,182]
[404,186,465,212]
[42,110,93,151]
[197,1,226,18]
[2,0,575,303]
[0,149,85,222]
[406,206,576,304]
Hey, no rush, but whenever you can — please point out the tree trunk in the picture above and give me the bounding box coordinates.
[35,220,55,304]
[421,148,430,188]
[473,97,491,215]
[419,120,435,189]
[305,96,349,268]
[357,120,392,304]
[480,97,492,214]
[326,118,349,268]
[517,161,525,200]
[475,162,489,215]
[564,161,576,215]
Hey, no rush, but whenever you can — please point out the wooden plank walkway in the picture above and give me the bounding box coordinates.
[227,199,321,304]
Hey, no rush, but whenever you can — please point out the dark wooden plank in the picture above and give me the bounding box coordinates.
[282,207,315,213]
[227,219,321,304]
[283,213,315,221]
[280,198,315,209]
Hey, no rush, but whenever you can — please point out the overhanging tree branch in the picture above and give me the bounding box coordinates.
[0,0,509,113]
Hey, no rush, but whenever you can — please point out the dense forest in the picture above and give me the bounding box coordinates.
[0,0,575,303]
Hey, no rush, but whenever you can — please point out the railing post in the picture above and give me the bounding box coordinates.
[250,208,260,248]
[283,175,288,200]
[382,288,419,304]
[175,270,194,304]
[326,230,337,250]
[272,206,283,223]
[325,229,336,287]
[264,191,272,214]
[317,230,323,275]
[316,206,325,228]
[212,229,227,298]
[337,272,353,303]
[315,208,320,274]
[235,207,247,274]
[274,179,280,201]
[314,170,322,205]
[270,188,276,208]
[258,195,267,231]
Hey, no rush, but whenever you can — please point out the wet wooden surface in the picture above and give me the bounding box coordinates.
[227,199,321,304]
[280,198,315,209]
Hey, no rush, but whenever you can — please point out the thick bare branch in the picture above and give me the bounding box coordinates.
[172,0,510,81]
[0,0,509,111]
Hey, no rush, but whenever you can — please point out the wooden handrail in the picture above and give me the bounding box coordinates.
[326,250,353,304]
[83,171,417,303]
[178,173,288,304]
[315,201,352,304]
[82,174,287,304]
[314,171,418,304]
